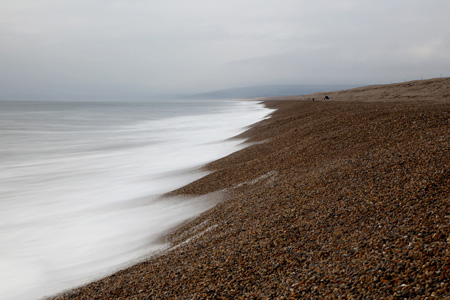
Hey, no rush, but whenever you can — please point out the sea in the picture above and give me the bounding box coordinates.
[0,99,273,300]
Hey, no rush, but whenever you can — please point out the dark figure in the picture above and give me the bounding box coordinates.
[324,96,330,100]
[312,98,315,101]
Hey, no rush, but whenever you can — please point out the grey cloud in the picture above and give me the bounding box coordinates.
[1,0,450,100]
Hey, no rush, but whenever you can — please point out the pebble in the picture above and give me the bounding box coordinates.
[52,79,450,299]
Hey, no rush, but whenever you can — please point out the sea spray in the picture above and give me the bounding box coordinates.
[0,99,273,300]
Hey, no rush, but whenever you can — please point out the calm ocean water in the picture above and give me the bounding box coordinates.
[0,100,273,300]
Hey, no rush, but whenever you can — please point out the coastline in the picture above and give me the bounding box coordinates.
[51,78,450,299]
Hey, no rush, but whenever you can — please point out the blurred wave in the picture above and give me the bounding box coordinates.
[0,100,273,300]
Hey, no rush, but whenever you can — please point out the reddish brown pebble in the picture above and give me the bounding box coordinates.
[51,78,450,300]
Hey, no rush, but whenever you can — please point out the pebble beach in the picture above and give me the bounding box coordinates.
[52,78,450,299]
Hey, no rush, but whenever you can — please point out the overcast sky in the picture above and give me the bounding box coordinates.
[1,0,449,100]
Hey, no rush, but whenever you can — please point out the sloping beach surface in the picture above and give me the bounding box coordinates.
[52,78,450,299]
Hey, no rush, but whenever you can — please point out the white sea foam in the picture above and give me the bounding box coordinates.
[0,100,273,300]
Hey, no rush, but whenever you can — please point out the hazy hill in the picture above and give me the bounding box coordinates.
[185,84,361,100]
